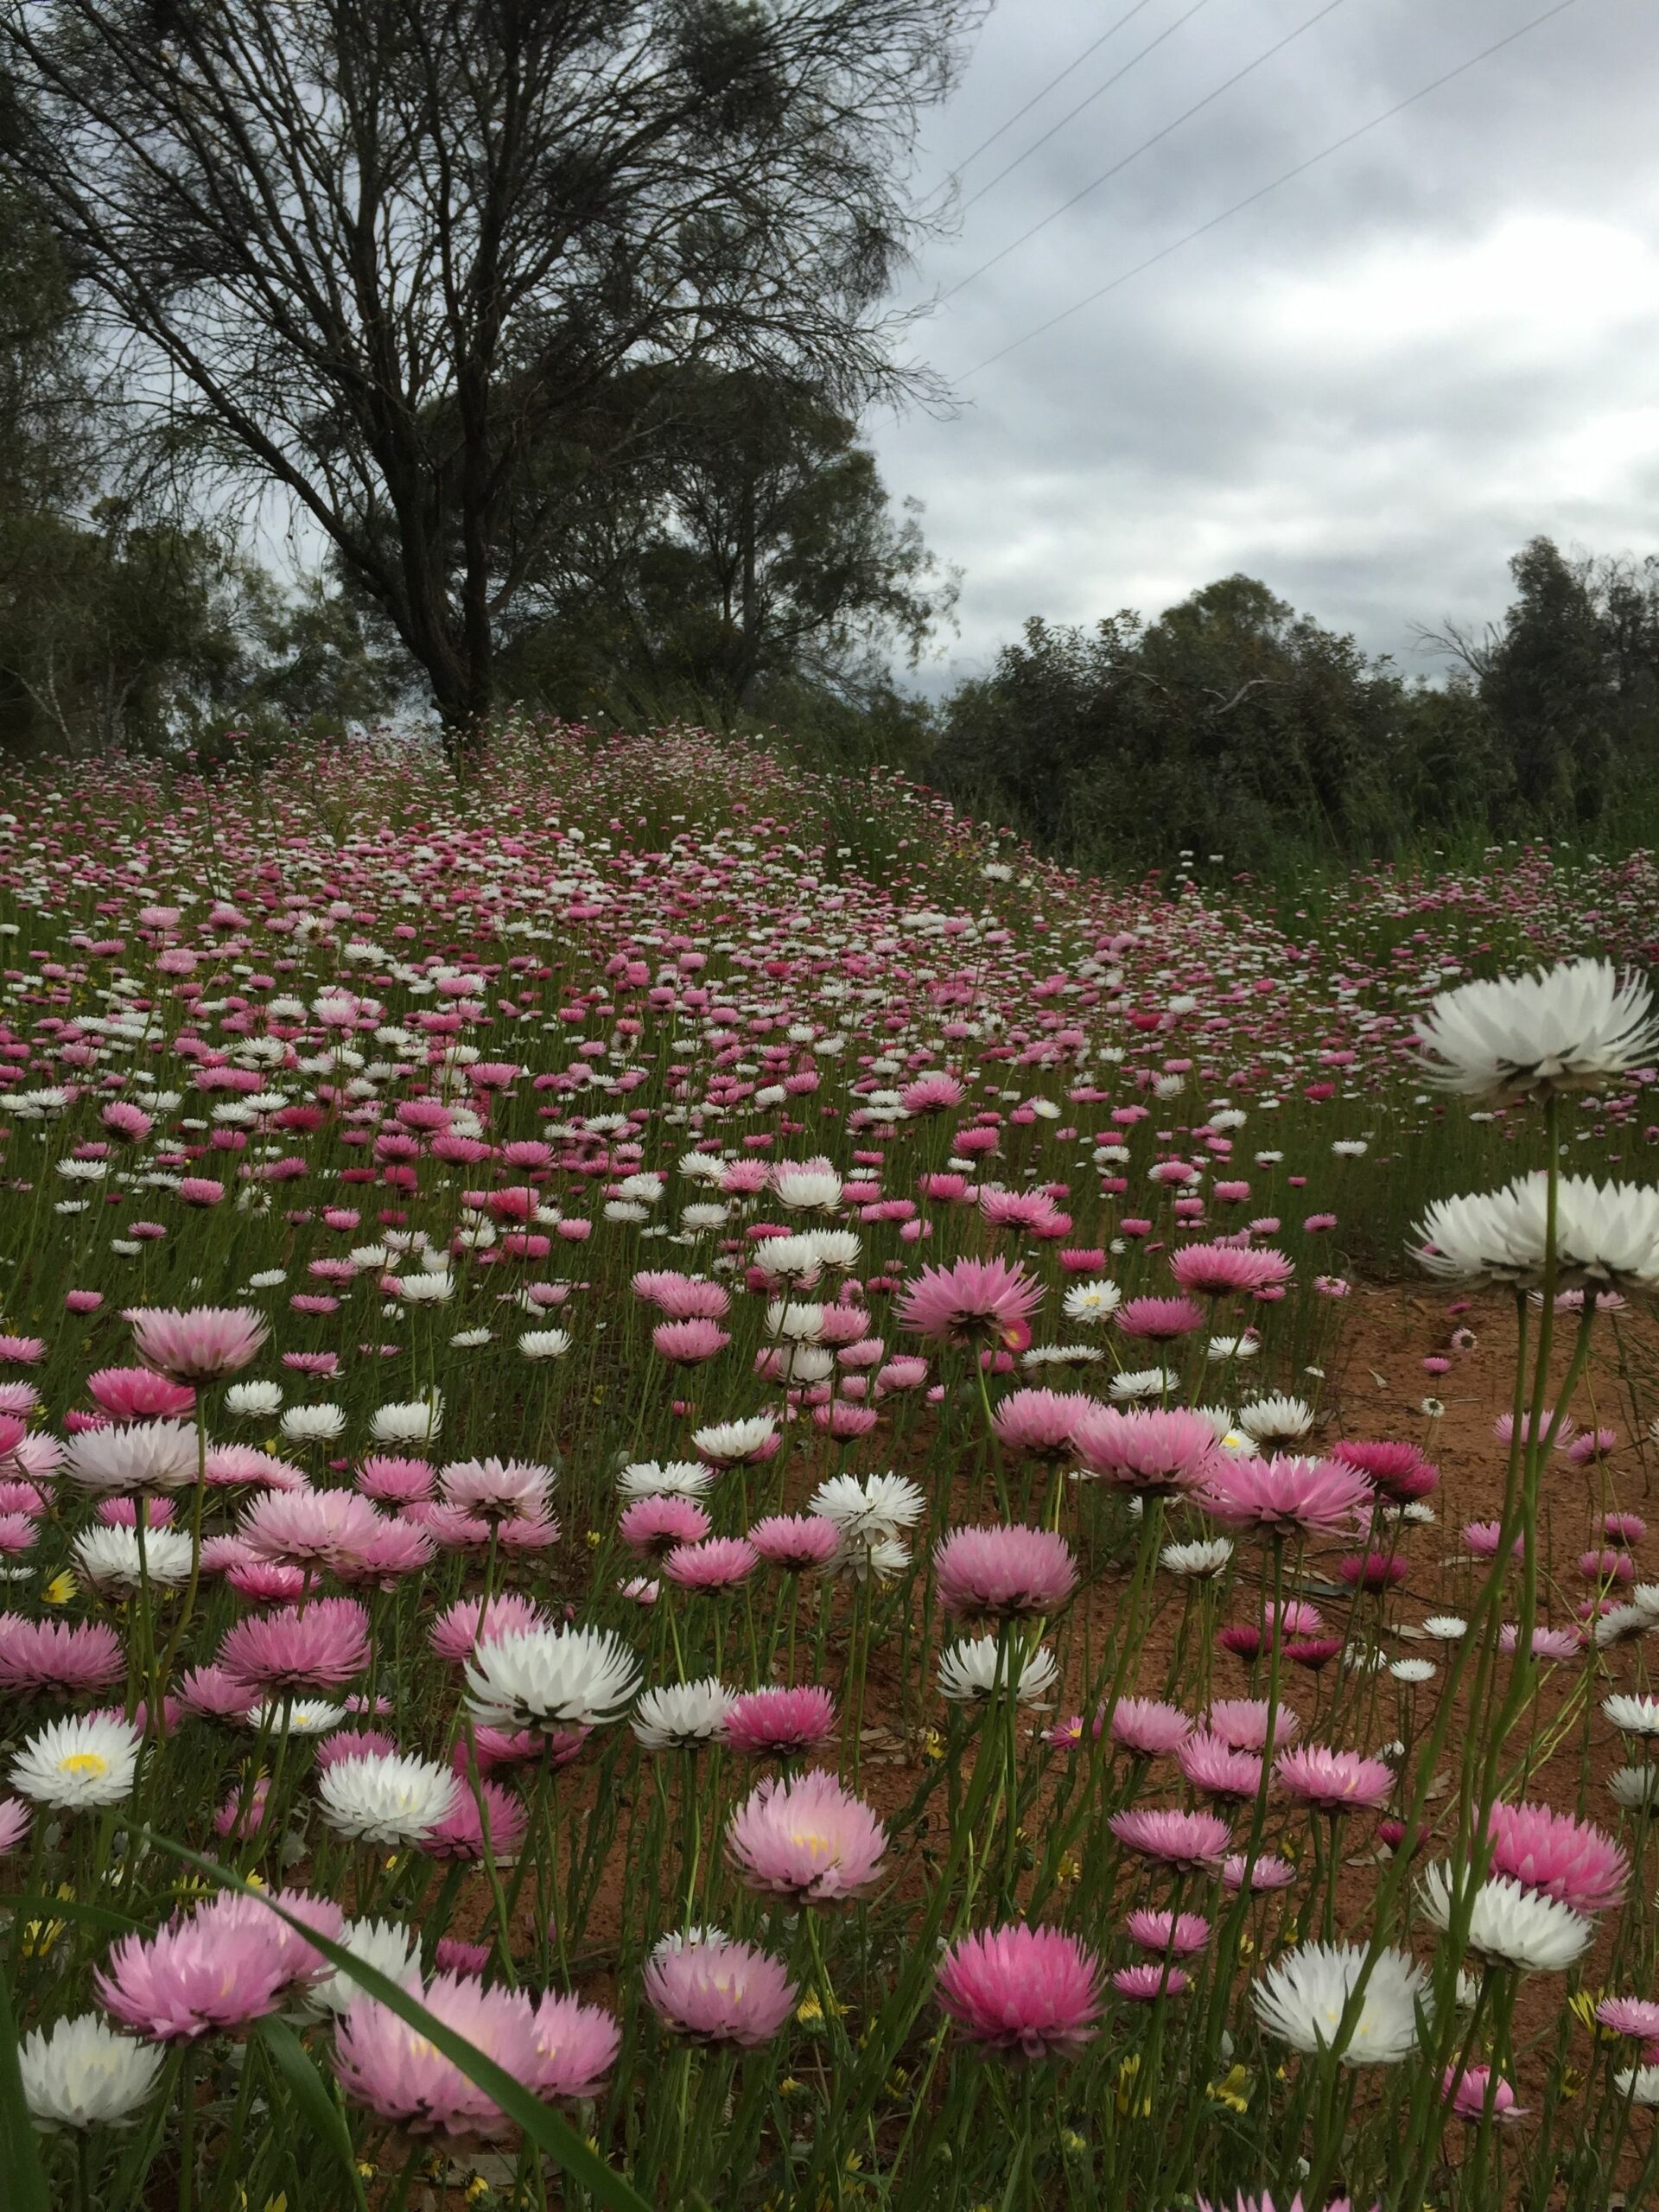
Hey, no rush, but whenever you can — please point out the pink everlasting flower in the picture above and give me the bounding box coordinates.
[429,1594,548,1664]
[664,1537,760,1592]
[1112,1962,1190,2000]
[1275,1745,1394,1814]
[1109,1808,1232,1871]
[1169,1243,1293,1297]
[933,1526,1078,1620]
[1201,1454,1374,1541]
[1116,1295,1205,1340]
[1595,1996,1659,2039]
[334,1973,541,2139]
[1072,1407,1218,1497]
[0,1616,123,1695]
[723,1685,838,1760]
[652,1319,730,1364]
[990,1388,1085,1461]
[219,1598,370,1693]
[422,1780,530,1864]
[356,1455,435,1503]
[239,1487,384,1570]
[1221,1852,1298,1891]
[99,1890,340,2040]
[620,1496,712,1557]
[0,1797,30,1853]
[726,1770,886,1901]
[748,1515,842,1572]
[1125,1909,1210,1955]
[86,1367,197,1422]
[1109,1697,1193,1758]
[1178,1733,1264,1802]
[1442,2066,1525,2121]
[126,1306,269,1382]
[895,1256,1043,1349]
[644,1934,799,2046]
[1207,1699,1301,1751]
[532,1991,620,2100]
[1485,1802,1627,1916]
[1329,1440,1439,1503]
[935,1923,1102,2060]
[439,1458,553,1519]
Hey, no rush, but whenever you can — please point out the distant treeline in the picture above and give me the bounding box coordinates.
[919,540,1659,872]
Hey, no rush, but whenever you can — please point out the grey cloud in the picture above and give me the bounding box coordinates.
[874,0,1659,690]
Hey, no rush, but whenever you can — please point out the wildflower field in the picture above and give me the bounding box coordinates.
[5,724,1659,2212]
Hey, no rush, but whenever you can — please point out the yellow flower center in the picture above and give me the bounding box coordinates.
[57,1751,109,1778]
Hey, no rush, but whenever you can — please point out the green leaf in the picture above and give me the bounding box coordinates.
[140,1830,652,2212]
[252,2017,369,2212]
[0,1958,50,2212]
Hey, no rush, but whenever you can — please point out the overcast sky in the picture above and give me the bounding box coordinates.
[869,0,1659,693]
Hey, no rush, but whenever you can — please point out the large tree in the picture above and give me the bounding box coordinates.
[497,364,953,719]
[0,0,976,734]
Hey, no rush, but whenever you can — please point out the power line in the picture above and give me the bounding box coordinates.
[959,0,1585,377]
[939,0,1169,190]
[957,0,1217,215]
[940,0,1356,302]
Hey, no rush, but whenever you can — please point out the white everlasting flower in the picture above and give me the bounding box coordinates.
[619,1460,713,1502]
[1419,1866,1592,1973]
[833,1534,912,1585]
[19,2016,163,2130]
[680,1203,730,1232]
[1609,1764,1659,1813]
[1207,1335,1260,1363]
[371,1395,443,1445]
[518,1327,572,1361]
[225,1380,283,1418]
[811,1471,925,1543]
[73,1524,194,1591]
[1109,1366,1180,1402]
[1420,1616,1468,1642]
[249,1700,345,1736]
[318,1752,459,1845]
[1063,1280,1122,1326]
[12,1713,141,1810]
[1414,959,1659,1103]
[690,1416,778,1467]
[247,1268,289,1289]
[678,1152,728,1185]
[397,1271,454,1305]
[307,1917,423,2016]
[805,1228,861,1269]
[938,1635,1058,1707]
[632,1677,737,1750]
[1605,1694,1659,1737]
[1237,1395,1316,1444]
[466,1625,641,1731]
[765,1300,826,1343]
[772,1344,834,1385]
[1390,1659,1437,1684]
[1595,1605,1655,1650]
[280,1402,347,1444]
[1633,1580,1659,1618]
[448,1326,493,1349]
[64,1421,200,1495]
[1251,1942,1427,2064]
[749,1235,823,1286]
[1615,2066,1659,2107]
[772,1162,842,1213]
[1160,1537,1235,1580]
[1415,1174,1659,1294]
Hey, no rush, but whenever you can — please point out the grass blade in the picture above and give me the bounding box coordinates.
[0,1958,50,2212]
